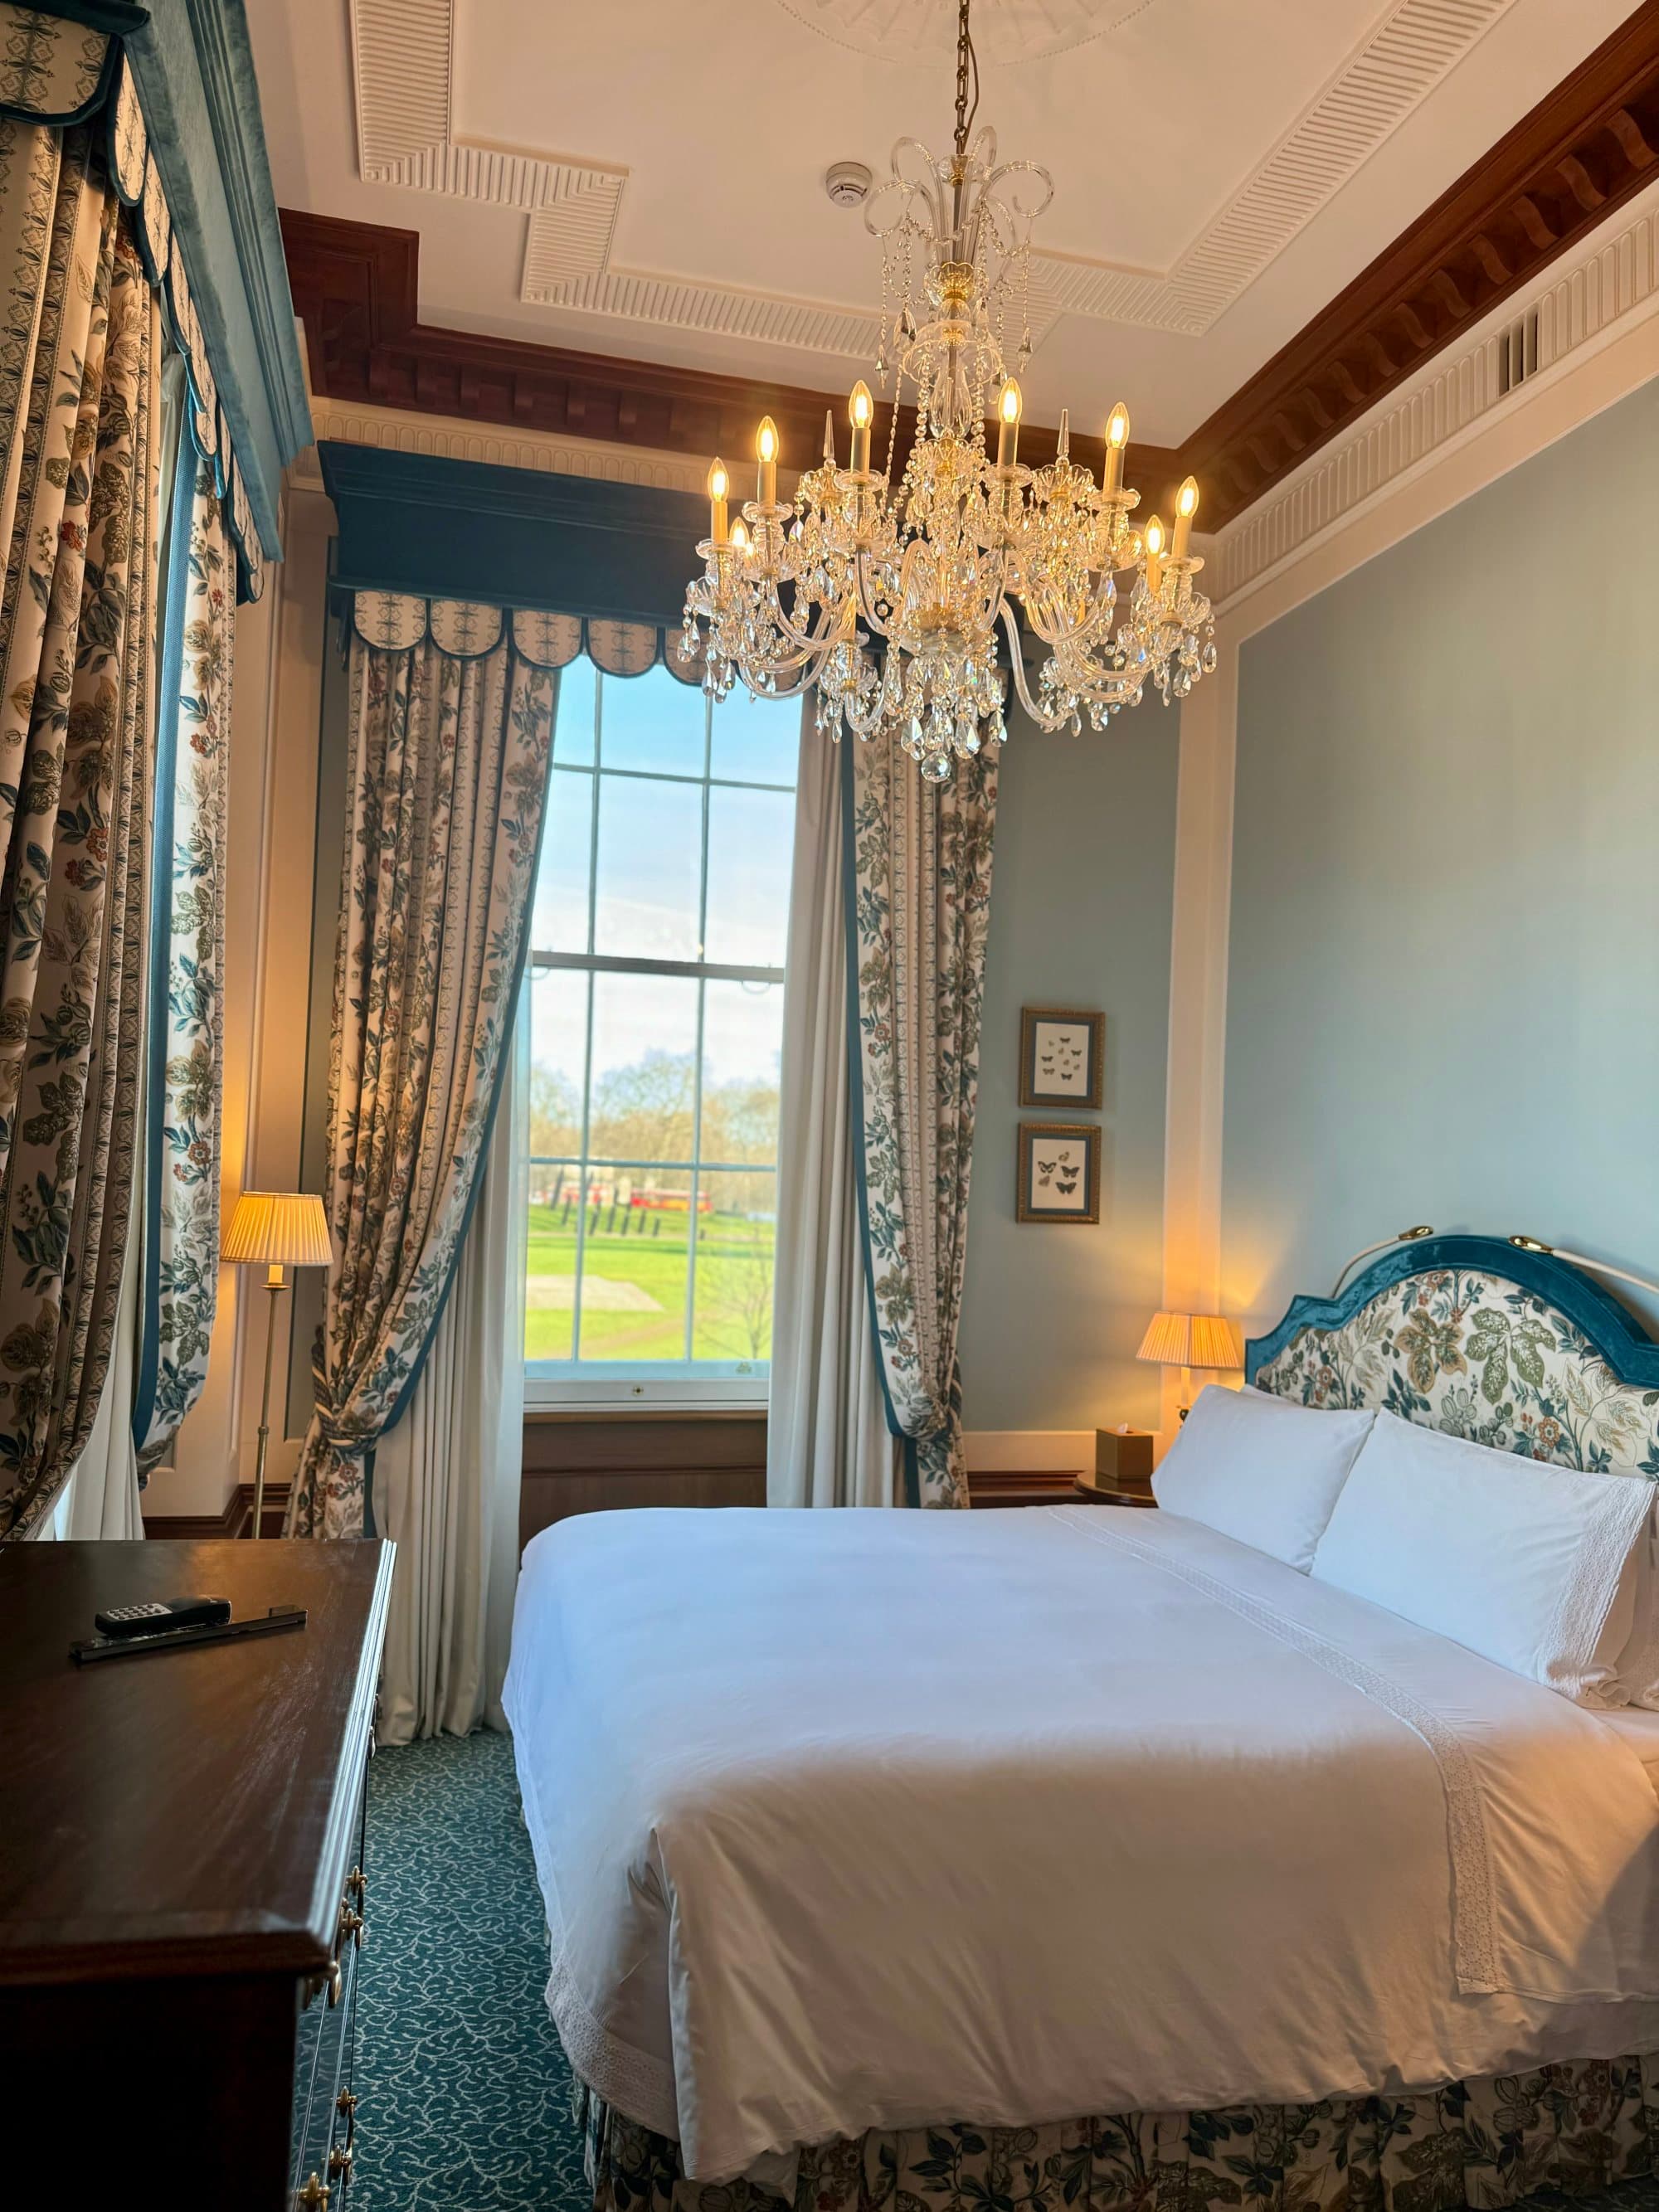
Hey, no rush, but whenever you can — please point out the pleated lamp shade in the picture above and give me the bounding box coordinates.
[1136,1310,1244,1372]
[222,1191,333,1269]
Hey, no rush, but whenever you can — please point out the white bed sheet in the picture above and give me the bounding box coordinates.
[504,1503,1659,2184]
[1603,1704,1659,1798]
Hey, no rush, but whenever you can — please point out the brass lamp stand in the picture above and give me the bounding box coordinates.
[222,1192,333,1538]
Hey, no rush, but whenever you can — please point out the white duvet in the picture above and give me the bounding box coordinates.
[504,1503,1659,2183]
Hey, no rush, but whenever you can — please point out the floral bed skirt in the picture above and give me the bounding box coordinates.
[579,2055,1659,2212]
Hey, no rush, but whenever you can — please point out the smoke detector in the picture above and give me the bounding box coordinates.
[824,160,873,208]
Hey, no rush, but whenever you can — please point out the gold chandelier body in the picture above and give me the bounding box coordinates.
[680,7,1217,780]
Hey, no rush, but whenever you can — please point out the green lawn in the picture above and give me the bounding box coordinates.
[524,1202,776,1365]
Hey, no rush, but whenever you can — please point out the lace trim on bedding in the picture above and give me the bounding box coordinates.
[546,1939,684,2142]
[1053,1508,1501,1994]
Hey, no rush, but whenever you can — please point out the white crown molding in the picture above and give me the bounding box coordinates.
[299,398,715,498]
[348,0,1514,348]
[1209,173,1659,622]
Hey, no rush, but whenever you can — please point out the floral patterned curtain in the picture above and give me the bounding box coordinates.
[288,620,556,1540]
[0,122,160,1539]
[844,733,996,1509]
[130,453,232,1474]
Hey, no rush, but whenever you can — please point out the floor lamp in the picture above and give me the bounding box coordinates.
[223,1192,333,1539]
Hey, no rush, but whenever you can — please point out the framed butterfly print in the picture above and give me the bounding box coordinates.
[1019,1007,1104,1109]
[1016,1122,1100,1225]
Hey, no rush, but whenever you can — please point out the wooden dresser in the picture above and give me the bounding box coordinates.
[0,1537,393,2210]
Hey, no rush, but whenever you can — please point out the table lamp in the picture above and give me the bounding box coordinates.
[1136,1310,1245,1421]
[222,1192,333,1539]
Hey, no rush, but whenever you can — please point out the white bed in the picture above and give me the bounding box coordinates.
[504,1497,1659,2185]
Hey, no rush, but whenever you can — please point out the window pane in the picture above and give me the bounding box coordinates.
[588,971,698,1162]
[577,1166,691,1363]
[528,967,588,1160]
[710,690,800,787]
[599,664,707,777]
[554,655,597,766]
[692,1169,776,1364]
[532,768,593,953]
[701,979,783,1164]
[594,772,703,960]
[524,1171,576,1364]
[703,786,793,966]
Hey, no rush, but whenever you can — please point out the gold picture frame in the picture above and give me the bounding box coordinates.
[1016,1121,1100,1225]
[1019,1007,1104,1109]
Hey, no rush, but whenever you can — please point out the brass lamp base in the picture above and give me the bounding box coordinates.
[250,1269,289,1540]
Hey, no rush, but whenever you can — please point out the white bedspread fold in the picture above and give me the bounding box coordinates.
[504,1505,1659,2183]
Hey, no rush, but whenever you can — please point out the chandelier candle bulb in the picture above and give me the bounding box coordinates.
[707,459,729,544]
[848,380,873,474]
[1103,402,1130,494]
[729,518,751,557]
[996,378,1022,469]
[757,416,779,506]
[1144,514,1165,595]
[1171,475,1199,562]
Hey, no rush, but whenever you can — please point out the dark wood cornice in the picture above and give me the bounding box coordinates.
[1185,2,1659,524]
[282,4,1659,537]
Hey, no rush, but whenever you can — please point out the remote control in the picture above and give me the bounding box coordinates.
[94,1597,232,1641]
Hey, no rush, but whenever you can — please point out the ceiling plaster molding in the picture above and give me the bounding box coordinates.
[344,0,1515,347]
[1208,172,1659,611]
[299,397,713,497]
[285,0,1659,537]
[1163,0,1515,328]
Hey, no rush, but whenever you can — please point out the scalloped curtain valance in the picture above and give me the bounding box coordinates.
[0,3,287,601]
[348,591,703,686]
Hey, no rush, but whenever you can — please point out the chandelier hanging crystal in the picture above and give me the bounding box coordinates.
[680,0,1216,780]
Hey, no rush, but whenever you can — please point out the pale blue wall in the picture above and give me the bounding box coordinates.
[961,698,1180,1431]
[1223,374,1659,1348]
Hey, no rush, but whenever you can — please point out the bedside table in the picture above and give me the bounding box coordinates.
[1072,1477,1157,1508]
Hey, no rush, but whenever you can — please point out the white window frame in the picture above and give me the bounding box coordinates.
[523,670,791,1412]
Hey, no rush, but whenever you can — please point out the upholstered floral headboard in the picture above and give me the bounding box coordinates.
[1247,1234,1659,1477]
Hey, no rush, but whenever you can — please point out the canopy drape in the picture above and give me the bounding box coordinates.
[844,731,997,1509]
[129,449,233,1472]
[0,121,159,1538]
[288,598,556,1540]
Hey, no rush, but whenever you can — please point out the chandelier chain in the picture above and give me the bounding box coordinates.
[952,0,979,160]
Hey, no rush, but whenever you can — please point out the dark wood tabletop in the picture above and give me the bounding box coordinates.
[0,1538,393,1986]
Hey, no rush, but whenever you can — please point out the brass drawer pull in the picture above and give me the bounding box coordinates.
[338,1903,365,1951]
[296,2176,330,2210]
[347,1865,367,1906]
[328,2145,354,2182]
[325,1959,343,2007]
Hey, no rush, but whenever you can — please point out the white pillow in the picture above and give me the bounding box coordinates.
[1311,1409,1656,1706]
[1151,1383,1375,1571]
[1613,1500,1659,1709]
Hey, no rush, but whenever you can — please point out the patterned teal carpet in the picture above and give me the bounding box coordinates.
[358,1733,1659,2212]
[357,1733,586,2210]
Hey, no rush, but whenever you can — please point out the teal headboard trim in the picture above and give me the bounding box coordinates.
[1247,1234,1659,1476]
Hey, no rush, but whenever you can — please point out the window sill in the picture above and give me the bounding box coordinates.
[523,1402,767,1422]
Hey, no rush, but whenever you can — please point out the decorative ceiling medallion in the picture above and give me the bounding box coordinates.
[770,0,1163,66]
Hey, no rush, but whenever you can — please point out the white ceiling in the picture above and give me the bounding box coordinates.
[253,0,1642,445]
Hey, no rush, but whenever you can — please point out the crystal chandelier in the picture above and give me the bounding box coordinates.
[680,0,1217,780]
